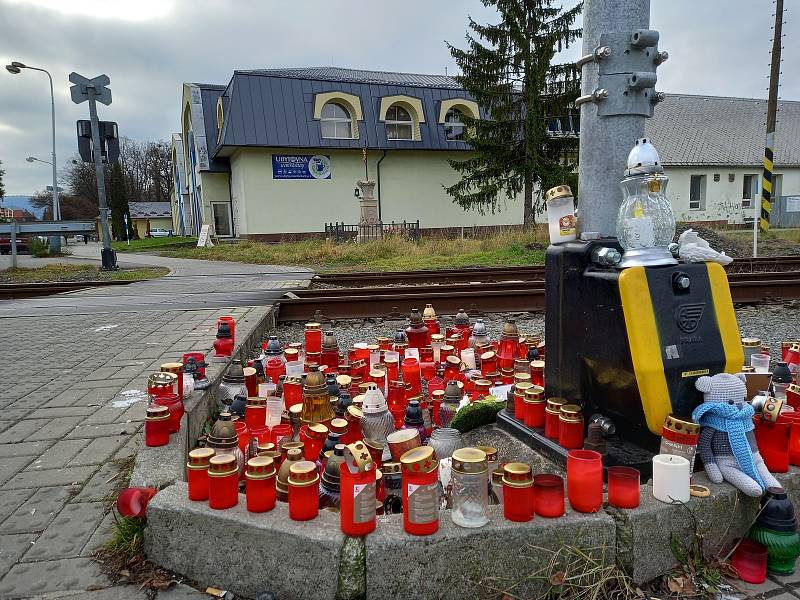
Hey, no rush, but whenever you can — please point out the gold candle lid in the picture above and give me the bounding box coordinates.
[663,414,700,436]
[525,386,545,401]
[330,418,348,434]
[146,405,170,421]
[288,461,319,487]
[149,372,176,387]
[307,423,329,438]
[742,337,762,347]
[284,348,300,359]
[451,447,487,474]
[246,455,276,479]
[400,446,438,474]
[501,462,533,487]
[514,381,534,394]
[257,441,276,453]
[381,461,401,475]
[369,369,385,380]
[559,404,583,422]
[545,397,568,415]
[474,445,497,463]
[336,374,352,387]
[208,454,238,476]
[514,372,532,384]
[305,322,321,330]
[187,447,215,469]
[480,350,496,361]
[160,362,183,374]
[243,366,257,378]
[430,333,445,343]
[343,441,374,473]
[246,396,267,407]
[545,185,573,202]
[346,405,363,420]
[530,360,545,371]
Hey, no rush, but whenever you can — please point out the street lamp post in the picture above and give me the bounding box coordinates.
[6,61,61,252]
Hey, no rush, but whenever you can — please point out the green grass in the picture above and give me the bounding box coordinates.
[0,264,169,283]
[160,229,548,272]
[112,236,197,252]
[723,227,800,243]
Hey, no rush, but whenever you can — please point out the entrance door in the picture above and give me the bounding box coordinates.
[212,202,233,237]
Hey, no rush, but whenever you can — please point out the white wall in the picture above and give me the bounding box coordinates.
[229,147,524,235]
[666,166,800,224]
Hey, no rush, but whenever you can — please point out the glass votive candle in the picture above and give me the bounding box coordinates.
[607,466,641,509]
[145,405,171,447]
[534,474,565,518]
[754,417,791,473]
[243,366,258,397]
[153,392,183,434]
[400,446,440,536]
[245,456,277,513]
[731,538,768,584]
[544,397,566,440]
[369,369,386,390]
[245,397,267,430]
[354,342,370,362]
[208,454,239,510]
[384,358,399,383]
[288,460,320,521]
[751,353,771,373]
[340,441,377,536]
[558,404,584,450]
[566,449,603,513]
[502,462,534,522]
[782,411,800,466]
[451,447,490,528]
[473,379,492,400]
[186,447,215,501]
[530,360,545,387]
[305,322,322,354]
[250,424,271,445]
[344,406,363,444]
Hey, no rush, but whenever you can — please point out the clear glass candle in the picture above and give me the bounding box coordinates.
[450,447,489,528]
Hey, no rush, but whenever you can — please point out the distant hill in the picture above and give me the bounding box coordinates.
[1,195,45,218]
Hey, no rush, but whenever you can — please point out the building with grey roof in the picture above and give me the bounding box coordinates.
[172,67,800,239]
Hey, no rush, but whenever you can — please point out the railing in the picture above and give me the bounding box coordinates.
[324,220,420,243]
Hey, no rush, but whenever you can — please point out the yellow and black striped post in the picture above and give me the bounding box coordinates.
[761,132,774,232]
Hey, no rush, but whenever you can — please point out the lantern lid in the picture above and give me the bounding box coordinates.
[454,308,470,326]
[472,318,488,336]
[403,400,424,426]
[222,360,245,384]
[288,461,319,487]
[400,445,438,474]
[423,304,437,319]
[625,138,664,176]
[502,462,533,487]
[409,308,424,326]
[545,185,573,202]
[149,372,176,387]
[346,405,363,420]
[344,441,374,473]
[501,320,519,337]
[394,329,408,343]
[216,322,232,338]
[362,383,388,414]
[382,461,401,474]
[246,455,276,479]
[452,447,487,474]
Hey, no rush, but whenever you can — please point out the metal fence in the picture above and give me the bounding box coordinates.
[769,195,800,229]
[324,221,420,243]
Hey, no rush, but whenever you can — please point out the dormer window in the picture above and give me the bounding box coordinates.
[385,104,413,140]
[444,107,465,141]
[320,102,354,139]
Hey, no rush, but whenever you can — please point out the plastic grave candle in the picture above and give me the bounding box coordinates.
[148,372,176,398]
[607,466,641,509]
[754,417,791,473]
[243,366,258,397]
[384,355,399,382]
[502,462,534,522]
[183,351,207,380]
[652,454,690,503]
[245,456,276,513]
[217,315,236,342]
[731,539,768,584]
[440,344,455,363]
[544,397,566,440]
[566,449,603,513]
[659,415,700,470]
[344,406,363,444]
[283,377,303,409]
[474,379,492,400]
[498,320,520,371]
[513,382,533,423]
[782,411,800,466]
[387,428,422,463]
[340,441,377,536]
[400,446,440,536]
[300,365,334,424]
[480,351,498,377]
[524,387,546,428]
[530,360,545,387]
[559,404,584,450]
[534,474,565,518]
[245,397,267,430]
[213,322,234,361]
[265,357,286,383]
[186,447,215,501]
[153,392,183,434]
[321,330,340,369]
[288,460,320,521]
[145,405,171,447]
[304,322,322,354]
[208,454,239,510]
[430,334,445,363]
[786,344,800,374]
[401,358,422,395]
[234,420,250,455]
[160,362,185,401]
[422,304,440,336]
[360,383,396,449]
[451,447,490,528]
[545,185,577,244]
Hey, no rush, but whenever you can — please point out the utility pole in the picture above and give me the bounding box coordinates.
[754,0,785,257]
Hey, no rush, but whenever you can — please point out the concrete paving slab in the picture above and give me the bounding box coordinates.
[2,486,79,533]
[24,501,107,561]
[0,557,109,597]
[0,489,35,525]
[4,464,96,489]
[0,534,37,580]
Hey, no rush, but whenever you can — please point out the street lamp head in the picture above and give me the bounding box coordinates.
[5,65,21,75]
[26,156,35,162]
[10,61,26,69]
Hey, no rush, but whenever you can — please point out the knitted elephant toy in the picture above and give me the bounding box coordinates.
[691,373,780,497]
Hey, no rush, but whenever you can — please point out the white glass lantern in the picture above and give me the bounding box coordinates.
[616,138,677,268]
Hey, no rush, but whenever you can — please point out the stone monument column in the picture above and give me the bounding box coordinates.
[356,179,379,242]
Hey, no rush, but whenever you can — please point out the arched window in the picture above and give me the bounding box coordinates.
[444,107,465,141]
[320,102,353,139]
[385,104,413,140]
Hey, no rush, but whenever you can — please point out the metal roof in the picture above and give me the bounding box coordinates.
[645,93,800,167]
[237,67,460,89]
[128,202,172,219]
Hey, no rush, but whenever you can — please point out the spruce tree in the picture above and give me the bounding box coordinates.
[446,0,582,225]
[0,160,5,205]
[108,161,133,240]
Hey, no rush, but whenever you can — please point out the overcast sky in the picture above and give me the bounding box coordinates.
[0,0,796,196]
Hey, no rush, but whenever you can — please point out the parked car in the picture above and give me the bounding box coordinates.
[148,228,173,238]
[0,236,30,254]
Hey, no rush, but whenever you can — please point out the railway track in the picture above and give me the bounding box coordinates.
[279,264,800,321]
[0,279,142,300]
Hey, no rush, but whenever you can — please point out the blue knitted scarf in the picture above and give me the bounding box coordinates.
[691,402,764,489]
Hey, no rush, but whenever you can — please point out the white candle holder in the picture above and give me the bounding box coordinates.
[652,454,690,504]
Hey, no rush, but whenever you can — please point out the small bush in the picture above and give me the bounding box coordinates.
[27,237,49,257]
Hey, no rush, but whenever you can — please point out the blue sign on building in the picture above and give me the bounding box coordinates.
[272,154,332,180]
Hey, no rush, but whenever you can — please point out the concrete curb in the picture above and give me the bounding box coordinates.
[130,305,277,489]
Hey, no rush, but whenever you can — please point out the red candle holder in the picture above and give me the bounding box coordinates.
[530,360,545,388]
[147,372,176,398]
[288,460,320,521]
[145,405,171,447]
[183,352,206,380]
[420,361,436,382]
[245,397,267,430]
[524,387,545,428]
[344,406,363,444]
[544,398,566,440]
[213,326,234,360]
[384,359,399,383]
[369,369,386,390]
[271,424,293,450]
[234,420,250,455]
[265,358,286,384]
[340,442,377,536]
[245,456,277,513]
[217,315,236,341]
[300,423,328,461]
[243,366,258,397]
[558,405,584,450]
[208,454,239,510]
[283,378,303,409]
[153,393,183,434]
[401,358,422,395]
[305,322,322,354]
[567,449,603,513]
[160,363,185,401]
[431,390,444,427]
[730,538,768,584]
[364,439,384,471]
[250,424,271,445]
[400,446,439,536]
[116,487,157,518]
[354,343,370,362]
[534,474,564,518]
[754,417,791,472]
[474,379,492,400]
[186,447,215,501]
[480,351,498,377]
[787,384,800,410]
[513,383,532,422]
[607,466,641,509]
[502,462,534,522]
[782,411,800,466]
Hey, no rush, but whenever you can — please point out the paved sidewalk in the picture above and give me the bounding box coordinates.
[0,252,311,598]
